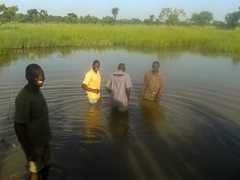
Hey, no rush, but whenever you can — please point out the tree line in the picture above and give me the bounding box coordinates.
[0,4,240,29]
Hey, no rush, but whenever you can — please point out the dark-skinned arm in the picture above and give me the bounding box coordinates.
[14,122,36,161]
[154,76,164,101]
[126,87,131,103]
[139,73,147,100]
[105,86,111,94]
[82,83,100,94]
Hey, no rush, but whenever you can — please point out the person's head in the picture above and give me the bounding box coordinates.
[118,63,125,72]
[152,61,160,73]
[92,60,100,73]
[25,63,45,87]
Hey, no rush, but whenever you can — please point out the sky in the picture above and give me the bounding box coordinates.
[2,0,239,21]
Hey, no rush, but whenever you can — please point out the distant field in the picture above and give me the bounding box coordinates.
[0,23,240,53]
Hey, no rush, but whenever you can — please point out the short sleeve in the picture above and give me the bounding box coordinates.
[125,74,133,88]
[83,72,91,86]
[14,93,31,124]
[105,75,112,88]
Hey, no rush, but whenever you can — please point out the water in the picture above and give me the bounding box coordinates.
[0,47,240,179]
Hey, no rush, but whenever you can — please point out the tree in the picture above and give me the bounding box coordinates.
[103,16,114,25]
[190,11,213,28]
[66,13,78,23]
[159,8,185,26]
[150,15,155,22]
[0,4,7,25]
[111,7,119,22]
[225,7,240,29]
[27,9,39,23]
[0,4,19,26]
[144,15,155,25]
[17,13,29,23]
[39,10,48,22]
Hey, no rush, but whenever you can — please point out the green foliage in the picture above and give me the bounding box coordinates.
[225,7,240,29]
[0,4,19,26]
[0,47,10,56]
[212,20,227,29]
[1,23,240,53]
[39,10,49,23]
[111,7,119,21]
[159,8,186,26]
[27,9,39,23]
[190,11,213,27]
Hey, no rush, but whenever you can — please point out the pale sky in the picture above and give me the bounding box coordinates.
[2,0,239,21]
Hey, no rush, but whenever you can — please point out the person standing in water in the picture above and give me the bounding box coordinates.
[14,64,52,180]
[82,60,102,104]
[105,63,132,112]
[139,61,164,101]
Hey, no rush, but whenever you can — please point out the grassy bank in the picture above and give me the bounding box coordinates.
[1,23,240,53]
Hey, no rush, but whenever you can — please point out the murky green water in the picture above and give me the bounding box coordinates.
[0,47,240,179]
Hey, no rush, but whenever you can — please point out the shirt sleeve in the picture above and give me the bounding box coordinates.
[14,94,31,124]
[105,75,112,88]
[125,74,133,89]
[83,72,91,86]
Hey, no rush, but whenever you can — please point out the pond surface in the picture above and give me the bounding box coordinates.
[0,47,240,180]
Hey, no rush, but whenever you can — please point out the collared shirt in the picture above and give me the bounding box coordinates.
[141,70,164,97]
[106,70,132,107]
[83,68,101,99]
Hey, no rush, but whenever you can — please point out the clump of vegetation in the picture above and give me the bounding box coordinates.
[0,23,240,53]
[0,47,10,56]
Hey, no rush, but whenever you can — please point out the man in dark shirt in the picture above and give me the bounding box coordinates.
[14,64,52,180]
[139,61,165,101]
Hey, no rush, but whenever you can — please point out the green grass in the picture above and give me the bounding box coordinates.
[0,23,240,53]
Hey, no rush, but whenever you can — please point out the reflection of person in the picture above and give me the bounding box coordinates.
[82,60,101,104]
[139,100,165,134]
[14,64,52,180]
[139,61,164,101]
[105,63,132,112]
[85,105,102,144]
[108,108,130,145]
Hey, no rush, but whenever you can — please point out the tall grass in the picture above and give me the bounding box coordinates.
[0,23,240,53]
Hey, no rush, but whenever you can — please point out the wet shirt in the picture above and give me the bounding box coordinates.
[83,68,101,99]
[14,88,52,149]
[106,70,132,107]
[141,70,165,96]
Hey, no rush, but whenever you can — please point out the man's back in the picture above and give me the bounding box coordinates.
[106,70,132,108]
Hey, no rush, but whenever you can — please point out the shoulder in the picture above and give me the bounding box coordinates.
[16,88,29,101]
[145,71,152,76]
[15,88,34,108]
[157,72,164,77]
[85,69,92,76]
[124,73,131,78]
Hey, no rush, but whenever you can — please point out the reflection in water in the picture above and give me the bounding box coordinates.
[1,46,240,68]
[0,47,240,179]
[84,104,102,144]
[107,108,130,145]
[139,100,166,134]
